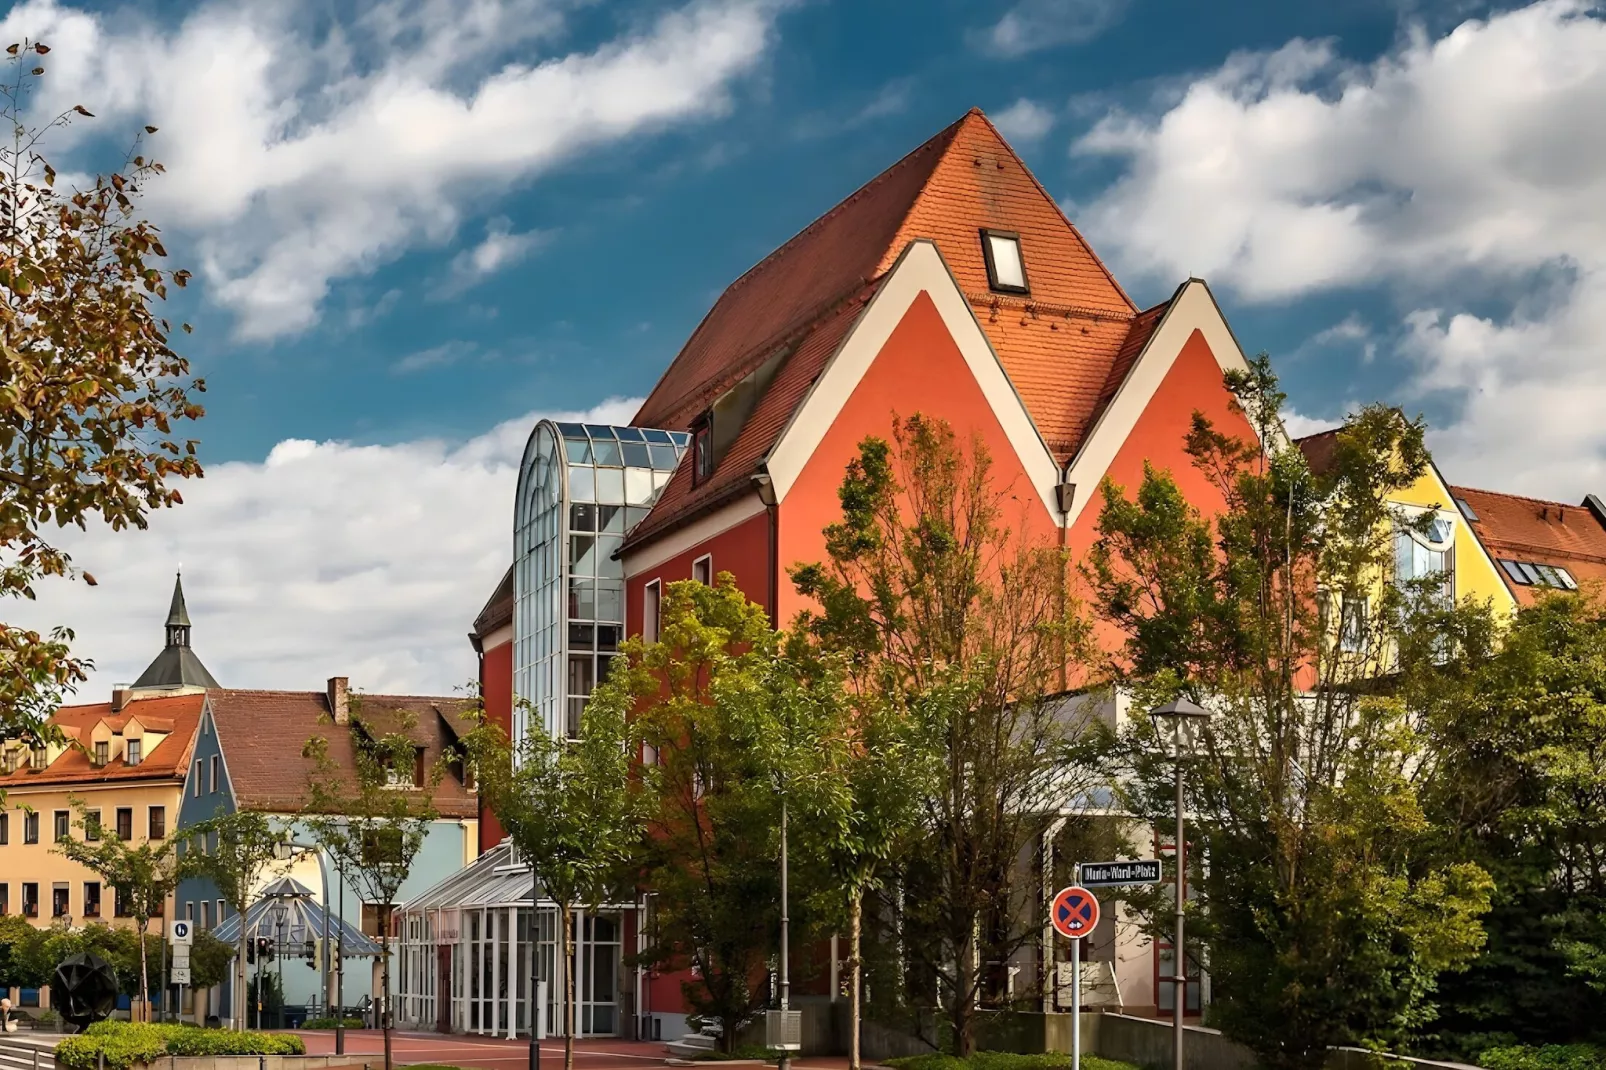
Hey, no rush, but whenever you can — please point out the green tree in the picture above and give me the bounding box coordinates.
[189,929,234,992]
[1412,592,1606,1049]
[618,578,789,1051]
[792,414,1104,1056]
[53,800,181,1015]
[467,694,649,1070]
[181,810,288,1029]
[1087,356,1493,1069]
[301,697,445,1070]
[0,913,48,990]
[0,42,203,743]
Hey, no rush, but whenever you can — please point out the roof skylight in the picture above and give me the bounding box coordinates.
[981,230,1028,294]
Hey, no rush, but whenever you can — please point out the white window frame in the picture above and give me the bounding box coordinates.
[692,554,713,586]
[643,579,662,643]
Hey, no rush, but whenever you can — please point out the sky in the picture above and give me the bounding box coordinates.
[7,0,1606,699]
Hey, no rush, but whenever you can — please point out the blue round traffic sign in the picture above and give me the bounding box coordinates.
[1051,885,1099,939]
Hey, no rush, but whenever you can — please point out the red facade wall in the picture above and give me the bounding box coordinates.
[775,291,1059,624]
[478,637,512,852]
[625,509,773,634]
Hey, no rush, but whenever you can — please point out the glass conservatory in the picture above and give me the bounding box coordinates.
[513,421,687,745]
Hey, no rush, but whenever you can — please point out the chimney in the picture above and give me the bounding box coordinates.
[111,685,131,713]
[327,676,349,725]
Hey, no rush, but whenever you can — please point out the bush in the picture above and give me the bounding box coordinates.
[303,1016,364,1030]
[60,1021,306,1069]
[888,1054,1140,1070]
[1480,1046,1606,1070]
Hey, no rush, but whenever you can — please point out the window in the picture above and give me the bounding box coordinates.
[193,760,202,797]
[2,749,14,773]
[361,903,393,938]
[1497,558,1580,589]
[0,812,7,845]
[115,886,131,918]
[125,739,141,766]
[148,806,166,840]
[217,899,225,925]
[53,810,69,842]
[185,901,194,923]
[22,883,38,917]
[94,741,108,766]
[52,884,69,918]
[83,882,100,918]
[209,755,219,793]
[23,812,38,844]
[1455,497,1480,521]
[687,417,713,481]
[1395,522,1453,600]
[201,900,213,930]
[643,580,661,642]
[692,554,712,586]
[85,810,101,842]
[360,828,405,867]
[0,884,7,915]
[1339,598,1368,652]
[30,747,46,771]
[115,807,133,841]
[980,229,1029,293]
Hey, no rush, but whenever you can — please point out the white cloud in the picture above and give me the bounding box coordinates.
[972,0,1131,57]
[10,397,641,700]
[443,218,549,295]
[992,98,1055,142]
[1072,0,1606,499]
[3,0,784,340]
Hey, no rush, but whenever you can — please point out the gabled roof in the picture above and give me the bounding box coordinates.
[0,693,206,789]
[626,107,1142,549]
[207,689,477,818]
[471,565,514,643]
[1450,485,1606,604]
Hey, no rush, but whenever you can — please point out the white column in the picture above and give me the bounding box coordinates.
[573,908,585,1037]
[506,906,517,1040]
[489,908,501,1036]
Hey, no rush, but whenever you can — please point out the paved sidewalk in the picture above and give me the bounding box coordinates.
[288,1031,855,1070]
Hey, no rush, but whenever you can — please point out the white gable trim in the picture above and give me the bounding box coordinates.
[621,492,767,578]
[1061,279,1254,529]
[765,240,1062,517]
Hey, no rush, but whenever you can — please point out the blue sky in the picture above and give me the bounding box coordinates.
[11,0,1606,696]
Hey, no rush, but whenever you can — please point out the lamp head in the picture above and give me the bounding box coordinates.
[1149,696,1211,756]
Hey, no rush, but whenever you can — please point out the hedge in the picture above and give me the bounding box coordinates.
[887,1052,1140,1070]
[1479,1046,1606,1070]
[302,1017,364,1030]
[59,1022,306,1069]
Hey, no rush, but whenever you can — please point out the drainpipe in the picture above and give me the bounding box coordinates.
[754,472,779,623]
[1056,477,1076,693]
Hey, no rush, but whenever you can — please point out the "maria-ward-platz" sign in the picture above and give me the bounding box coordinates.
[1077,860,1162,887]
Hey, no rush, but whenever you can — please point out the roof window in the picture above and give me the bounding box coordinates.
[1454,497,1479,521]
[981,229,1028,294]
[1498,558,1578,589]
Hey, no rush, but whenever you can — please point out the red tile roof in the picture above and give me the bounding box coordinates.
[1451,486,1606,604]
[208,689,477,818]
[627,108,1143,549]
[0,693,205,789]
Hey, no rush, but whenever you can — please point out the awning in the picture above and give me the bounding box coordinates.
[213,880,384,958]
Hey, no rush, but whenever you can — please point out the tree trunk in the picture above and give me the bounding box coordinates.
[382,931,394,1070]
[561,904,575,1070]
[137,919,150,1022]
[952,932,975,1058]
[848,889,863,1070]
[237,911,249,1031]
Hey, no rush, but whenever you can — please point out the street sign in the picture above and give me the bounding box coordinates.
[170,967,191,986]
[1050,885,1100,939]
[172,948,190,969]
[1078,860,1162,887]
[169,919,193,945]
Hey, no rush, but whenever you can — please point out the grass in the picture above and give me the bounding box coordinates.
[886,1053,1142,1070]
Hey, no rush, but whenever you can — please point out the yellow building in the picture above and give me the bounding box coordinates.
[1297,427,1517,616]
[0,575,216,1011]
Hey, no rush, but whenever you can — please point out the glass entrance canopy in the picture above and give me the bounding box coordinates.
[513,421,688,745]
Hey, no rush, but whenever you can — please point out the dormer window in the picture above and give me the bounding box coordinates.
[30,747,46,771]
[94,742,108,767]
[125,739,142,767]
[692,418,713,486]
[981,229,1029,294]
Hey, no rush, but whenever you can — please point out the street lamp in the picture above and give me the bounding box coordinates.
[276,838,339,1052]
[271,900,290,1030]
[1149,697,1210,1070]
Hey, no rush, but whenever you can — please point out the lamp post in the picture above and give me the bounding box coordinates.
[1149,697,1210,1070]
[271,900,289,1030]
[276,839,335,1049]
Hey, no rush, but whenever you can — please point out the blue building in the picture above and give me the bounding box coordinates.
[174,676,480,1027]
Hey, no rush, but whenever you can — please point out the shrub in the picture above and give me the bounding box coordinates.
[58,1021,305,1069]
[303,1016,364,1030]
[1479,1046,1606,1070]
[888,1054,1140,1070]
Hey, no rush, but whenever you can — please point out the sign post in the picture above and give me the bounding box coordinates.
[169,920,192,1023]
[1050,886,1100,1070]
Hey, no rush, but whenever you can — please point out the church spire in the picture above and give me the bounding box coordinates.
[132,571,220,691]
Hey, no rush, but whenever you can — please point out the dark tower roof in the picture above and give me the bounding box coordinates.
[132,573,220,690]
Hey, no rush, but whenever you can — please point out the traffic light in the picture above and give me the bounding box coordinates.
[255,936,275,963]
[303,940,316,967]
[246,940,255,965]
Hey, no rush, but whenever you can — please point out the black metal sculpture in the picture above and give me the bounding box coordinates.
[52,952,119,1031]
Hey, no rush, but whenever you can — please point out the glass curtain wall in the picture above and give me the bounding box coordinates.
[513,421,687,745]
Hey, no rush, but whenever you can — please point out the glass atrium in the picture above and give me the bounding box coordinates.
[513,421,687,745]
